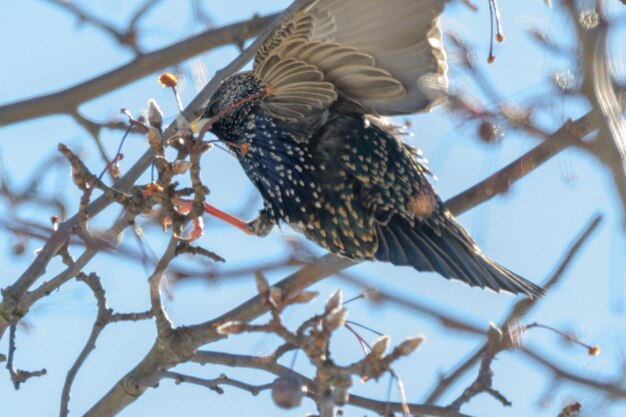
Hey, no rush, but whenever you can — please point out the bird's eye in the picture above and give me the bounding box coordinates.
[205,100,220,118]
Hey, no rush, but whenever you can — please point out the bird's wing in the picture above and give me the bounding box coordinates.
[254,0,447,121]
[255,53,339,121]
[254,12,315,68]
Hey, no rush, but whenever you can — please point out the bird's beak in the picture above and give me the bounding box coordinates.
[191,117,209,135]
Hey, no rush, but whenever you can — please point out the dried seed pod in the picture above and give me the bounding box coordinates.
[176,115,193,140]
[332,374,352,405]
[478,121,502,144]
[176,114,191,130]
[334,387,349,405]
[271,375,304,409]
[110,164,121,179]
[12,243,26,256]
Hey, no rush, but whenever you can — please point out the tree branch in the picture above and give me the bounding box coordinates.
[446,113,598,215]
[0,12,277,126]
[193,351,477,417]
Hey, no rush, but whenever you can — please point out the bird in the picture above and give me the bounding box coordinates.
[196,0,545,298]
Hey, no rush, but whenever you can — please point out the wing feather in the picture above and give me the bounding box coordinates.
[257,57,337,120]
[253,0,447,120]
[309,0,447,114]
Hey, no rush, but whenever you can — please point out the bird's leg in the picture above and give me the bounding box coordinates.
[202,202,255,235]
[247,209,275,237]
[173,198,254,236]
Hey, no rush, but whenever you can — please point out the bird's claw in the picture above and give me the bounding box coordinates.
[247,212,274,237]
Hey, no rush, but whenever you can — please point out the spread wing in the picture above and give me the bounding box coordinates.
[254,0,448,121]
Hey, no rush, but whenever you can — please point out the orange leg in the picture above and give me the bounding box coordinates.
[203,202,254,235]
[174,198,255,236]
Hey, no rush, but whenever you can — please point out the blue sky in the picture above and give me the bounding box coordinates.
[1,1,625,417]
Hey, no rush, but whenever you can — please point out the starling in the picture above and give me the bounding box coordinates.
[197,0,544,297]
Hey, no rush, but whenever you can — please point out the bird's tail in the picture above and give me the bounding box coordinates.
[374,215,545,298]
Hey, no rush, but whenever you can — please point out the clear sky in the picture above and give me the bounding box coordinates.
[1,1,625,417]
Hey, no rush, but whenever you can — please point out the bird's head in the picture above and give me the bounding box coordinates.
[195,72,266,143]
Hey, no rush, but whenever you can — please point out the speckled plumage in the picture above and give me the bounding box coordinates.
[201,0,544,297]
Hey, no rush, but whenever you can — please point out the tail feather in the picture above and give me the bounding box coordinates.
[413,228,491,288]
[395,226,461,278]
[374,216,545,298]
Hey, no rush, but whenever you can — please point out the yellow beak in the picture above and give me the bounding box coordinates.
[191,117,210,135]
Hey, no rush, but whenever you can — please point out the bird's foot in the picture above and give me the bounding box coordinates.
[247,211,275,237]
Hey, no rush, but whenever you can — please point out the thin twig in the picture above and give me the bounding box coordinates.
[449,325,513,410]
[60,272,154,417]
[148,239,177,336]
[523,347,626,398]
[161,371,273,396]
[60,273,109,417]
[5,321,46,389]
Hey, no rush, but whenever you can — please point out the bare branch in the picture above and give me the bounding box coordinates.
[447,113,599,215]
[449,325,513,410]
[148,239,177,336]
[161,371,273,396]
[0,13,277,126]
[193,351,477,417]
[5,322,47,389]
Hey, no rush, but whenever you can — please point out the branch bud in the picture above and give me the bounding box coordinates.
[269,286,283,307]
[147,127,163,153]
[370,335,391,358]
[396,335,425,356]
[148,99,163,130]
[323,307,348,332]
[325,290,343,313]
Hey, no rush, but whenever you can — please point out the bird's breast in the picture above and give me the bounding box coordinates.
[238,123,324,226]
